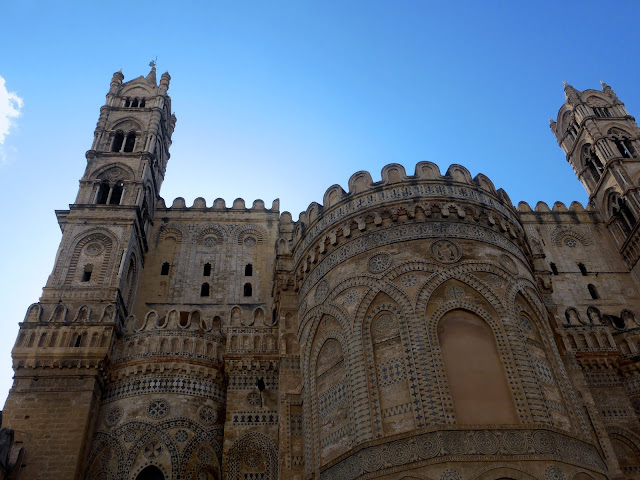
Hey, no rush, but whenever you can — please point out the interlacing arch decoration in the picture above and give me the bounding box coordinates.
[470,464,543,480]
[154,223,187,247]
[91,163,135,182]
[61,228,118,286]
[83,431,126,479]
[606,424,640,473]
[226,431,278,480]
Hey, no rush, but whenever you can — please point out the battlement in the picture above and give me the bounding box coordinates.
[158,196,280,212]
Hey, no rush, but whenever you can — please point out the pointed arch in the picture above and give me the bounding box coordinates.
[227,431,278,480]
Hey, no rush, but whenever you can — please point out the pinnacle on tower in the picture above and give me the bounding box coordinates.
[563,81,581,106]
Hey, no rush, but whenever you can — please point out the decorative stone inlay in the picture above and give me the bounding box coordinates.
[315,279,329,302]
[446,285,465,300]
[105,405,123,426]
[343,290,361,306]
[175,429,189,442]
[564,237,577,247]
[299,221,525,298]
[243,450,262,468]
[367,252,392,273]
[123,428,137,443]
[147,399,169,419]
[545,465,565,480]
[199,406,217,424]
[143,439,163,459]
[441,470,462,480]
[244,236,257,247]
[320,428,605,480]
[197,445,215,463]
[400,273,418,288]
[203,236,218,247]
[430,239,462,263]
[247,391,261,407]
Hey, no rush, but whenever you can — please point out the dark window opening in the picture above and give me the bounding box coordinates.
[160,262,170,275]
[588,284,599,300]
[200,283,210,297]
[123,132,136,152]
[96,182,110,204]
[243,283,252,297]
[140,98,146,107]
[74,335,82,348]
[624,139,637,158]
[81,265,93,282]
[272,308,277,324]
[111,131,124,152]
[614,138,631,158]
[578,263,588,276]
[245,263,253,276]
[109,182,123,205]
[124,98,130,107]
[179,311,189,327]
[609,315,626,330]
[203,263,211,276]
[131,98,139,108]
[550,263,559,275]
[135,465,165,480]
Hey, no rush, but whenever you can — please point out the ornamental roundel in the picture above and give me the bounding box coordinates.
[197,445,215,464]
[400,274,418,288]
[143,439,164,459]
[545,466,566,480]
[105,405,123,426]
[445,285,465,300]
[430,239,462,263]
[175,429,189,443]
[367,252,392,273]
[314,280,329,302]
[147,399,169,419]
[243,236,257,247]
[343,290,361,306]
[199,406,217,424]
[85,242,105,256]
[564,237,577,247]
[242,449,263,468]
[246,392,261,407]
[123,428,137,443]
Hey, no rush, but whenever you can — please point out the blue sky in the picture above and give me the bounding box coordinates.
[1,1,639,405]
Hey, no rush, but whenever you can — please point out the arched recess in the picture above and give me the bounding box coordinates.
[227,431,278,480]
[135,465,165,480]
[363,298,417,437]
[471,465,542,480]
[437,308,518,424]
[63,229,118,286]
[607,426,640,473]
[304,315,354,470]
[123,253,138,311]
[515,296,570,431]
[83,431,125,479]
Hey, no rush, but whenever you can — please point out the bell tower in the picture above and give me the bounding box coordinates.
[551,82,640,267]
[1,65,176,480]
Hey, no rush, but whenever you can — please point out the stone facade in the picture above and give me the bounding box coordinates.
[2,70,640,480]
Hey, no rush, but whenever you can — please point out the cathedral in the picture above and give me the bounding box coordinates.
[1,67,640,480]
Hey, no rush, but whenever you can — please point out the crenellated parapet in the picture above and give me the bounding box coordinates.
[289,162,529,297]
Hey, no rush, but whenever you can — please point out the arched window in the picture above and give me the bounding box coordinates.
[611,194,636,235]
[81,264,93,282]
[203,263,211,276]
[581,143,604,184]
[111,131,125,152]
[200,283,210,297]
[588,284,599,300]
[243,283,252,297]
[135,466,164,480]
[160,262,170,275]
[578,263,588,276]
[123,132,136,152]
[438,309,518,424]
[140,98,146,107]
[123,97,130,107]
[131,98,139,108]
[96,182,110,204]
[109,182,124,205]
[245,263,253,276]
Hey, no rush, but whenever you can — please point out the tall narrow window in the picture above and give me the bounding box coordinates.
[109,182,123,205]
[203,263,211,276]
[245,263,253,276]
[578,263,588,276]
[140,98,146,107]
[438,309,518,424]
[160,262,170,275]
[131,98,139,108]
[244,283,252,297]
[81,264,93,282]
[123,132,136,152]
[123,98,130,107]
[550,263,559,275]
[588,284,599,300]
[111,131,124,152]
[74,335,82,348]
[96,182,110,204]
[200,283,210,297]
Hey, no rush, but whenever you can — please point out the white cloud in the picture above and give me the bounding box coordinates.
[0,75,24,165]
